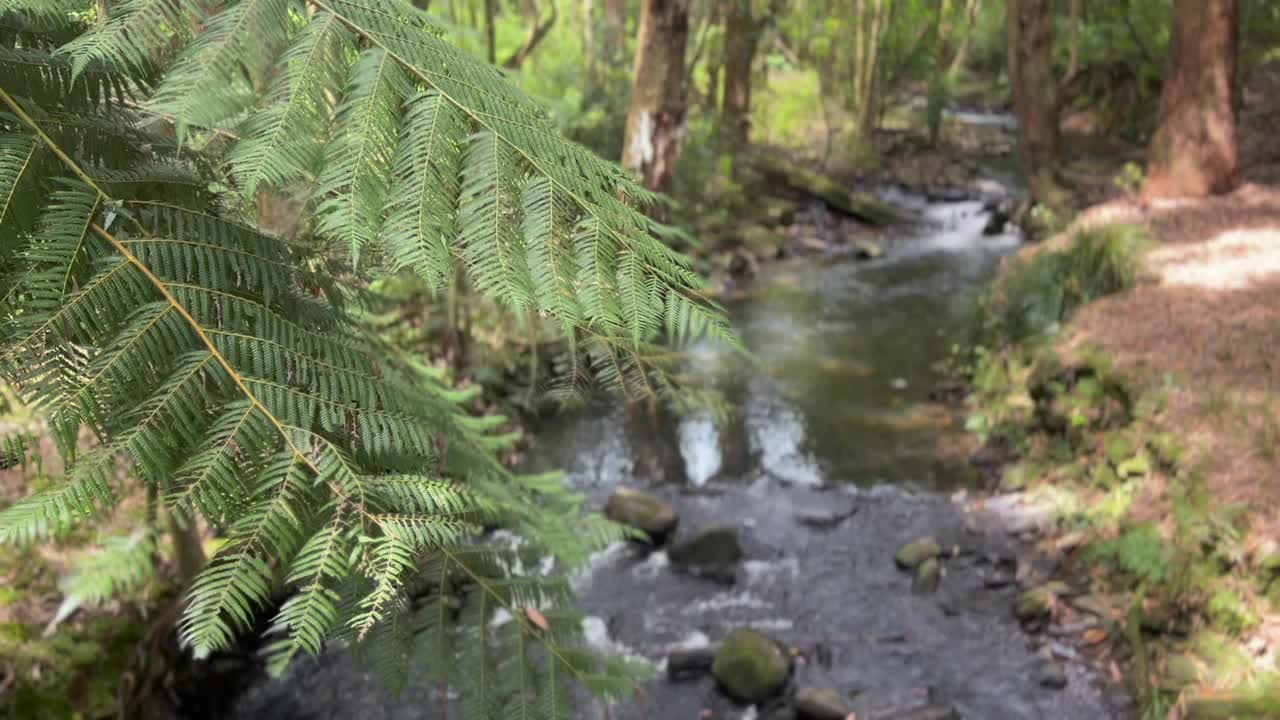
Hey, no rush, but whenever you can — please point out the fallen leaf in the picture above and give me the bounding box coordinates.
[523,607,550,632]
[1083,628,1108,645]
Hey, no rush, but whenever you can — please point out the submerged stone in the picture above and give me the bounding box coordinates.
[794,686,849,720]
[914,557,942,594]
[669,526,743,567]
[603,487,677,544]
[711,628,790,703]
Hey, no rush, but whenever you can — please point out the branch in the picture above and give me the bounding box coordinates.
[502,1,557,70]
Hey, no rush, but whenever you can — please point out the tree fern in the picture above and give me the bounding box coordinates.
[0,0,728,714]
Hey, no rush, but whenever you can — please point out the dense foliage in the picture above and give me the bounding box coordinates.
[0,0,735,712]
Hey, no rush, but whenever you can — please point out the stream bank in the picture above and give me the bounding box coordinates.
[221,194,1132,719]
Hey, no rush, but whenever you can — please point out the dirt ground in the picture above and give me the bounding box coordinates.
[1039,63,1280,542]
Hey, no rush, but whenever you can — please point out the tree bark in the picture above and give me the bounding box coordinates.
[1067,0,1082,78]
[603,0,627,62]
[1143,0,1239,199]
[622,0,690,193]
[1007,0,1064,205]
[484,0,497,64]
[948,0,981,74]
[719,0,756,145]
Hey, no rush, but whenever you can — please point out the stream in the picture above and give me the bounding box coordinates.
[222,196,1131,719]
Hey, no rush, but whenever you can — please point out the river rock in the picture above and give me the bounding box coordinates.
[895,537,941,570]
[667,647,717,682]
[1038,660,1068,690]
[794,687,849,720]
[711,628,790,703]
[880,704,961,720]
[603,487,677,544]
[669,526,743,567]
[854,240,883,260]
[1014,586,1055,623]
[914,557,941,594]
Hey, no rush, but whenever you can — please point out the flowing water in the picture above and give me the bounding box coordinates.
[223,198,1130,719]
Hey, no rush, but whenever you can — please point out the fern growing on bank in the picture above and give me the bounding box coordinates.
[0,0,727,712]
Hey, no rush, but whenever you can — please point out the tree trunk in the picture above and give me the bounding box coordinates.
[1067,0,1082,78]
[603,0,627,62]
[503,0,558,69]
[621,0,690,193]
[719,0,756,145]
[1007,0,1064,205]
[948,0,981,74]
[853,0,885,136]
[484,0,497,64]
[1143,0,1239,199]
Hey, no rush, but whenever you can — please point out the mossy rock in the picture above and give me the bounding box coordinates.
[1014,586,1055,622]
[1001,462,1038,491]
[914,557,941,594]
[711,628,790,703]
[739,225,785,259]
[895,537,941,570]
[603,487,677,544]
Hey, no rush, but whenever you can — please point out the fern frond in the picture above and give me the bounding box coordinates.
[146,0,292,129]
[60,530,156,606]
[313,47,411,265]
[229,11,352,198]
[60,0,186,77]
[382,89,467,289]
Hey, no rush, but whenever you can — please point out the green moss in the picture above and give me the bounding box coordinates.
[1207,588,1259,636]
[711,629,790,703]
[1085,523,1171,586]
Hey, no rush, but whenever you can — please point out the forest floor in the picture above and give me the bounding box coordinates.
[961,62,1280,718]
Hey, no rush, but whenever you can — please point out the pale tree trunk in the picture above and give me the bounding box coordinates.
[1143,0,1239,199]
[622,0,690,193]
[719,0,756,145]
[1008,0,1064,205]
[851,0,885,136]
[604,0,627,62]
[948,0,981,74]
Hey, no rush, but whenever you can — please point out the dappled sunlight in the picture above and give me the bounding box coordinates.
[1152,227,1280,290]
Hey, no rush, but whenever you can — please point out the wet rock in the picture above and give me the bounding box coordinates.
[895,538,941,570]
[982,199,1013,235]
[667,647,717,682]
[711,628,790,703]
[853,240,883,260]
[880,704,962,720]
[1014,586,1055,623]
[603,487,677,544]
[1038,661,1068,690]
[669,526,743,567]
[741,225,785,260]
[913,558,941,594]
[796,503,858,529]
[794,686,849,720]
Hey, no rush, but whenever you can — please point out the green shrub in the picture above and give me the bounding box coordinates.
[1086,523,1173,586]
[979,223,1150,346]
